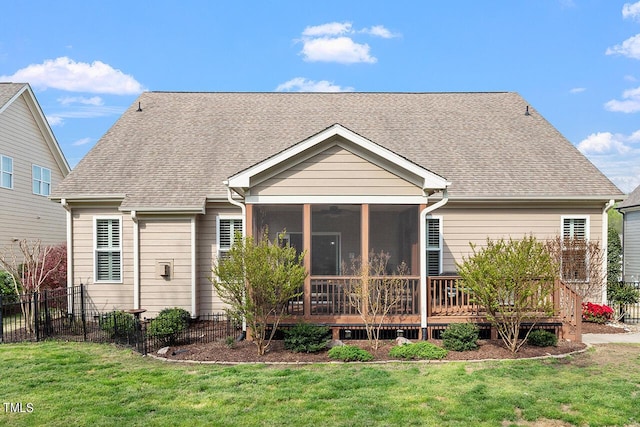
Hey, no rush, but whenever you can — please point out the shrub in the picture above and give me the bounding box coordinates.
[284,323,332,353]
[147,307,191,344]
[327,345,374,362]
[100,311,136,338]
[389,342,448,360]
[527,329,558,347]
[0,270,19,304]
[441,323,479,351]
[582,302,613,324]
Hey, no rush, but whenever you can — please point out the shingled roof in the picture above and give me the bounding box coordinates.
[52,92,623,210]
[619,185,640,210]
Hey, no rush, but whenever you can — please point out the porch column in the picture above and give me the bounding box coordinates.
[245,204,253,238]
[419,203,428,339]
[361,204,369,316]
[303,204,311,319]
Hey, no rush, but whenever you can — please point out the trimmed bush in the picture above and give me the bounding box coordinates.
[100,311,136,338]
[147,307,191,344]
[389,342,448,360]
[327,345,374,362]
[441,323,479,351]
[0,270,19,304]
[527,329,558,347]
[284,323,332,353]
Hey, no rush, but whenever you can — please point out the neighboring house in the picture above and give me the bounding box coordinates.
[51,92,623,339]
[618,184,640,284]
[0,83,70,249]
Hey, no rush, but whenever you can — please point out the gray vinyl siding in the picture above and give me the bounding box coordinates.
[623,211,640,282]
[139,218,192,317]
[437,203,604,274]
[72,206,134,313]
[197,204,241,314]
[0,94,66,247]
[251,145,422,197]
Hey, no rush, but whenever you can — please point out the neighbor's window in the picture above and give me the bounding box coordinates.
[32,165,51,196]
[1,155,13,189]
[561,216,588,282]
[217,217,243,260]
[426,216,442,276]
[95,217,122,282]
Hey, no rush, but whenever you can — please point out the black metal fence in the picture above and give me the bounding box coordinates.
[0,285,239,355]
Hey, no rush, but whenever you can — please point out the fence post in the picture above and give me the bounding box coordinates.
[33,292,39,342]
[0,293,3,343]
[80,284,87,341]
[43,289,51,336]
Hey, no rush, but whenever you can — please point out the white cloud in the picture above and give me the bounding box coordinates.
[570,87,586,94]
[623,2,640,20]
[46,115,64,126]
[578,130,640,193]
[577,132,632,154]
[303,22,353,37]
[276,77,354,92]
[361,25,398,39]
[606,33,640,59]
[605,86,640,113]
[298,22,397,64]
[0,57,144,95]
[72,137,92,147]
[301,36,376,64]
[58,96,104,106]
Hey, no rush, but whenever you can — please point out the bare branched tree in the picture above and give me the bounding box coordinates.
[344,250,409,350]
[545,236,605,301]
[0,239,64,332]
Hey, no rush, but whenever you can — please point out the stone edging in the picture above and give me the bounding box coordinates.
[144,344,592,366]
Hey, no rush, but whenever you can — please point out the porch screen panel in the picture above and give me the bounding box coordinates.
[312,205,360,276]
[369,205,419,275]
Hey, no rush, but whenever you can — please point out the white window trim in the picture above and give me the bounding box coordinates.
[1,155,13,190]
[426,215,443,276]
[560,215,590,283]
[216,215,243,260]
[561,215,590,240]
[93,216,123,284]
[32,164,52,196]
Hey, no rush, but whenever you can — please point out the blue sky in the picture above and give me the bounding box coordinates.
[1,1,640,193]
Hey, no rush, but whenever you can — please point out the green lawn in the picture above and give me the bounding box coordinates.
[0,341,639,426]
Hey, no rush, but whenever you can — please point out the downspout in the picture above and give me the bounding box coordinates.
[61,199,74,313]
[131,210,140,310]
[191,217,197,317]
[420,189,449,340]
[225,184,247,338]
[602,199,615,304]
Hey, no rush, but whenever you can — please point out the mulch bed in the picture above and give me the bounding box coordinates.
[155,321,637,364]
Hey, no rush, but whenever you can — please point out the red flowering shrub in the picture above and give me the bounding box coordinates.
[582,302,613,324]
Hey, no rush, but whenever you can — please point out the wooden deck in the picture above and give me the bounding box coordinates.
[284,276,582,342]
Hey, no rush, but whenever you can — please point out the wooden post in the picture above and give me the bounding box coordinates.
[303,204,311,319]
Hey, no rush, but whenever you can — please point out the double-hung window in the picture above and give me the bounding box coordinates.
[426,216,442,276]
[217,217,243,260]
[95,217,122,282]
[32,165,51,196]
[561,216,588,282]
[1,155,13,189]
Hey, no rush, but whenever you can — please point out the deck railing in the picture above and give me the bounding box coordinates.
[428,276,482,316]
[302,277,420,316]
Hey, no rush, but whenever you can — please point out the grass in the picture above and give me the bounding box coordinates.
[0,342,639,426]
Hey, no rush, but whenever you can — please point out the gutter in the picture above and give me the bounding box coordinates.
[419,189,449,340]
[131,210,140,310]
[61,199,74,312]
[224,182,247,335]
[602,199,615,304]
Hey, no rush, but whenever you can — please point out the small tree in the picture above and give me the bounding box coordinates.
[607,226,622,287]
[0,239,65,332]
[457,236,558,353]
[344,250,409,350]
[545,236,605,301]
[211,231,306,356]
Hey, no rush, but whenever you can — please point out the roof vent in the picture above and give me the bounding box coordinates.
[136,102,142,112]
[524,106,530,116]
